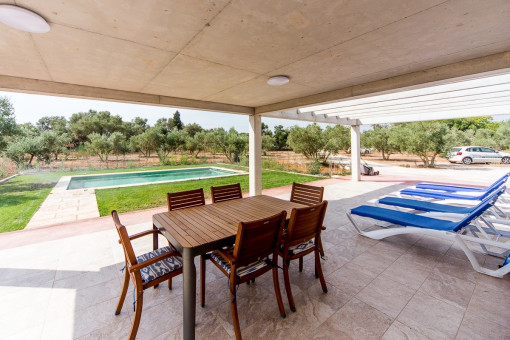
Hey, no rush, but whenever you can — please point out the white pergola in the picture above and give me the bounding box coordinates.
[1,1,510,194]
[262,69,510,183]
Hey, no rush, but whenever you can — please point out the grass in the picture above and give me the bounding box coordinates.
[0,165,322,232]
[95,170,319,216]
[0,173,62,233]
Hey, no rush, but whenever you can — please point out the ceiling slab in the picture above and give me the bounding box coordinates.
[271,0,510,94]
[182,0,445,75]
[142,54,258,100]
[1,0,510,118]
[204,75,313,107]
[0,26,51,81]
[32,24,176,92]
[18,0,230,52]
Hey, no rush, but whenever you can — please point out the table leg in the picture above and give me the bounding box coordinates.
[183,247,196,340]
[152,223,158,250]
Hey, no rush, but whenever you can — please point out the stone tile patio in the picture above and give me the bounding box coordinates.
[1,166,510,339]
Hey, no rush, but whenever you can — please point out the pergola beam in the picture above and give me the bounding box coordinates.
[360,105,510,125]
[263,109,359,125]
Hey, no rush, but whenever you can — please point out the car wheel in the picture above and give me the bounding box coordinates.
[502,157,510,164]
[462,157,473,165]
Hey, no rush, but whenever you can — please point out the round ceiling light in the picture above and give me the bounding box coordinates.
[267,75,290,86]
[0,5,50,33]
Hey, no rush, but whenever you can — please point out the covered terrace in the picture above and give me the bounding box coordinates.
[1,1,510,339]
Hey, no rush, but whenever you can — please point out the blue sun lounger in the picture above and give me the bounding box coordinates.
[415,172,509,192]
[379,186,506,215]
[378,187,510,243]
[400,183,502,201]
[347,194,510,278]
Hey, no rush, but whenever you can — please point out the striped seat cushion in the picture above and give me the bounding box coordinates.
[136,246,183,283]
[284,239,315,256]
[210,250,269,277]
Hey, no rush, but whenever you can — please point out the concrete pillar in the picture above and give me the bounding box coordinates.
[350,125,361,182]
[249,115,262,196]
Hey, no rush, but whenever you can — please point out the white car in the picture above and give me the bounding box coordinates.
[448,146,510,165]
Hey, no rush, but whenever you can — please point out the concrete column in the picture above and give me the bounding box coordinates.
[249,114,262,196]
[350,125,361,182]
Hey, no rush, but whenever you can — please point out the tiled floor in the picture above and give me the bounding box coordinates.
[2,166,510,339]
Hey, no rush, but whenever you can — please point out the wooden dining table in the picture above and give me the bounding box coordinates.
[152,195,305,340]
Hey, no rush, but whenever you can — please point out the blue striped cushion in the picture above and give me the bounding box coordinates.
[287,239,315,255]
[210,250,269,277]
[136,246,183,283]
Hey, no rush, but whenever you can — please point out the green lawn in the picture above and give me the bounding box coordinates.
[95,170,318,216]
[0,173,62,233]
[0,165,321,232]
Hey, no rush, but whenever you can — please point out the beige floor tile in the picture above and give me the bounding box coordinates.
[381,320,432,340]
[327,262,377,296]
[456,308,510,340]
[466,284,510,328]
[381,257,432,290]
[398,246,443,271]
[135,295,183,339]
[433,254,479,284]
[413,235,453,255]
[322,298,392,340]
[397,291,465,339]
[420,271,475,309]
[308,281,353,311]
[357,275,416,318]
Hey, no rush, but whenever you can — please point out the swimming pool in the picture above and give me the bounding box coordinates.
[66,167,241,190]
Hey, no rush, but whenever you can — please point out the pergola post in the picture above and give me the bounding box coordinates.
[350,125,361,181]
[249,114,262,196]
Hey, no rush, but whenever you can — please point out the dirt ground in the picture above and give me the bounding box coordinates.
[2,150,508,179]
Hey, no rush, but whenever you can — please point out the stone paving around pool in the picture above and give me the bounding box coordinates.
[26,176,99,229]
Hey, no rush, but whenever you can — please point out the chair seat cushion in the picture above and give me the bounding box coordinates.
[210,250,269,277]
[284,239,315,256]
[136,246,183,283]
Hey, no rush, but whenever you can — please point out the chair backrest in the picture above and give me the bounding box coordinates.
[167,188,205,211]
[290,182,324,206]
[285,201,328,247]
[454,186,505,231]
[486,173,510,191]
[232,211,287,267]
[111,210,138,268]
[211,183,242,203]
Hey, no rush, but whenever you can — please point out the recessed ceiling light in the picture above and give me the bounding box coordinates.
[0,5,50,33]
[267,75,290,86]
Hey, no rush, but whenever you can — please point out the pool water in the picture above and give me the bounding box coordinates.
[67,167,239,190]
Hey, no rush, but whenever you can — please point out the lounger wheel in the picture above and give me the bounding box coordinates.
[462,157,473,165]
[502,157,510,165]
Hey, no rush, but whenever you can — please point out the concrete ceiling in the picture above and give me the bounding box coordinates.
[1,0,510,118]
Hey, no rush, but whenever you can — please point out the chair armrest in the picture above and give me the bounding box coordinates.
[118,229,162,244]
[215,248,236,264]
[130,229,162,240]
[129,250,181,273]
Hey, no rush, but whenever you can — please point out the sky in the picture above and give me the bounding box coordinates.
[0,91,325,133]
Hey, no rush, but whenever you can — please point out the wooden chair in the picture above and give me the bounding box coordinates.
[290,182,324,206]
[167,188,206,211]
[290,182,326,266]
[279,201,328,312]
[112,210,183,340]
[201,211,287,340]
[211,183,242,203]
[167,188,206,303]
